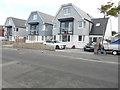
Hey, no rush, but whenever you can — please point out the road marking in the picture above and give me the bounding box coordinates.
[47,54,118,65]
[56,50,93,55]
[0,61,19,67]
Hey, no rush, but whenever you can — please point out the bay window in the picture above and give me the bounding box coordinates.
[60,21,73,34]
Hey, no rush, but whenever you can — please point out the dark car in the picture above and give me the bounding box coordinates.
[84,42,96,52]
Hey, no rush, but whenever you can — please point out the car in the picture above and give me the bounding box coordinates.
[43,40,66,49]
[84,42,96,52]
[0,39,8,41]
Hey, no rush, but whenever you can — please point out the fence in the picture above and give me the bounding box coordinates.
[13,43,55,51]
[15,39,26,43]
[0,41,14,45]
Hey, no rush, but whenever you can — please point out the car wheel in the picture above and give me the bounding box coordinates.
[84,48,86,51]
[112,51,118,55]
[56,45,59,49]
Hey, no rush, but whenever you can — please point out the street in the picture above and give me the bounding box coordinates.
[1,47,119,88]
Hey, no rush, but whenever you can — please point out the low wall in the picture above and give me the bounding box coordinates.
[15,39,26,43]
[0,41,14,45]
[13,43,55,51]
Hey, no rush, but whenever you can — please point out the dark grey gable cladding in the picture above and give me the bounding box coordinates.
[11,17,26,28]
[89,18,108,35]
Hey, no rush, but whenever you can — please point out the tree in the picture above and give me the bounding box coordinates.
[97,2,120,48]
[98,2,120,18]
[98,2,120,38]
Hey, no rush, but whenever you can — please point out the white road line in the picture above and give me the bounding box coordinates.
[56,50,93,55]
[47,54,118,65]
[0,61,19,67]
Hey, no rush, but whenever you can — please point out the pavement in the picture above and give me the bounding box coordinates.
[1,47,119,88]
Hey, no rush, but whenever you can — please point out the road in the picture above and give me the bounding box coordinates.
[1,47,119,88]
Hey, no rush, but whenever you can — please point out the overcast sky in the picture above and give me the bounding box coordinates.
[0,0,119,32]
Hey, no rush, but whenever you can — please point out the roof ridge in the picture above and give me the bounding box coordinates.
[38,11,54,17]
[10,17,26,21]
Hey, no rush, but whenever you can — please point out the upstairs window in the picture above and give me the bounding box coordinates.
[33,14,37,20]
[96,23,101,26]
[64,8,70,15]
[53,24,57,29]
[78,21,85,28]
[42,24,47,30]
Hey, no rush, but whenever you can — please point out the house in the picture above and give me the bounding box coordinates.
[26,11,54,43]
[4,17,26,41]
[53,3,111,48]
[0,25,5,40]
[118,1,120,32]
[89,18,112,42]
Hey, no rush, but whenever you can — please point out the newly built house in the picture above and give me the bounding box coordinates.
[26,11,54,43]
[52,3,112,48]
[4,17,26,41]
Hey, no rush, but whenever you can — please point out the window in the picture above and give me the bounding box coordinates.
[78,35,82,41]
[53,35,56,40]
[68,22,73,32]
[33,14,37,20]
[16,28,19,32]
[29,36,35,41]
[83,35,85,41]
[53,24,57,29]
[96,23,100,26]
[62,35,70,42]
[59,35,62,41]
[42,24,47,30]
[61,21,73,34]
[78,21,86,28]
[42,36,44,41]
[64,8,70,15]
[78,21,84,28]
[68,35,70,42]
[93,37,97,42]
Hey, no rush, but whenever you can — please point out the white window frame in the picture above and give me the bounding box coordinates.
[53,24,57,29]
[78,35,85,42]
[42,24,47,31]
[96,23,101,27]
[78,21,84,29]
[64,7,70,15]
[33,14,37,20]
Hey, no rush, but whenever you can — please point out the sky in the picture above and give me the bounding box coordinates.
[0,0,119,32]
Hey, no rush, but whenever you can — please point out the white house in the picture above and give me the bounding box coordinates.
[52,3,112,48]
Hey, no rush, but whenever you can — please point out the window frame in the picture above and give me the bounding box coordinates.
[53,24,57,29]
[78,21,85,29]
[32,14,37,20]
[64,7,70,15]
[78,35,82,42]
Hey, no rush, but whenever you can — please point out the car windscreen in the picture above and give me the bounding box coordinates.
[54,41,60,43]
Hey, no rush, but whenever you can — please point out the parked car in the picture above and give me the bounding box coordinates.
[0,39,8,41]
[103,39,120,55]
[84,42,96,52]
[43,40,66,49]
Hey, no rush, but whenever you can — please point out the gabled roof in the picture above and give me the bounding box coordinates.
[38,11,54,24]
[72,4,93,20]
[11,17,26,28]
[53,3,93,21]
[89,18,109,35]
